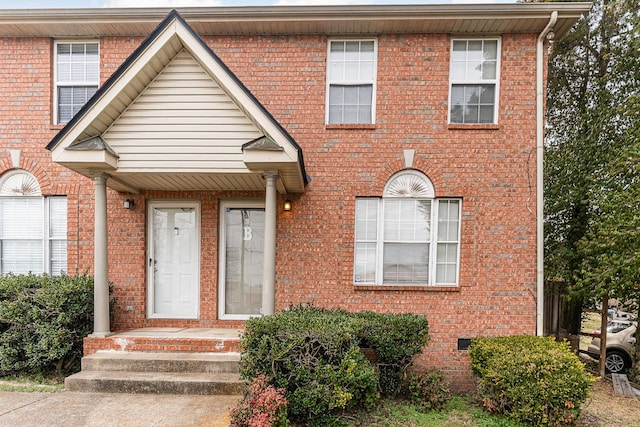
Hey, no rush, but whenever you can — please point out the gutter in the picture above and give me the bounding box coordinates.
[536,11,557,336]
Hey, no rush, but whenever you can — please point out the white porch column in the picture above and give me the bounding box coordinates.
[262,172,277,316]
[91,173,111,337]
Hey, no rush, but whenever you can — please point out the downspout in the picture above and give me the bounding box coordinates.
[536,11,557,336]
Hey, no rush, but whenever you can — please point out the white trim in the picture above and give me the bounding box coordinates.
[146,200,201,319]
[218,199,265,321]
[0,4,591,39]
[0,169,41,196]
[383,170,434,198]
[354,195,461,286]
[434,199,462,286]
[536,12,558,335]
[325,37,377,125]
[53,40,100,125]
[448,37,501,125]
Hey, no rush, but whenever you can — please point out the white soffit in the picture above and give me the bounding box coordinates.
[0,4,593,40]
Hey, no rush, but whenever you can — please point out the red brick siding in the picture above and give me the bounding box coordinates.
[0,32,541,391]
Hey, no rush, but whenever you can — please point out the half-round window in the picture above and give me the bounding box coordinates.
[383,170,434,198]
[0,170,41,196]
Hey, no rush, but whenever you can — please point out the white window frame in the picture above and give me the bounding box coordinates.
[53,40,100,125]
[354,172,461,286]
[326,38,377,125]
[0,171,67,276]
[448,37,501,124]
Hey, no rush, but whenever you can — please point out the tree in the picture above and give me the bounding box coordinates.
[544,0,640,372]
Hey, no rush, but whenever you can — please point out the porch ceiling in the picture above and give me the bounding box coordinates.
[67,170,292,194]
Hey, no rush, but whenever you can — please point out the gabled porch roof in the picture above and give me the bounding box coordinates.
[47,10,308,195]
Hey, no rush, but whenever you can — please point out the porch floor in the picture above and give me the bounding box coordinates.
[84,328,244,356]
[114,328,243,339]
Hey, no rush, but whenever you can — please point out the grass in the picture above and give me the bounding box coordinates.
[336,397,525,427]
[0,373,64,393]
[580,311,602,352]
[334,377,640,427]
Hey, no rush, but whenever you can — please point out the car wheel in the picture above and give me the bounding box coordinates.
[605,350,628,373]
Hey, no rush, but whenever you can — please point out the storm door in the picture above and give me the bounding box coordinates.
[148,201,199,319]
[219,200,264,320]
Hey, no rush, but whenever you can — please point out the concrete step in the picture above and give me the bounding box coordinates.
[81,351,240,374]
[66,351,244,395]
[64,370,244,395]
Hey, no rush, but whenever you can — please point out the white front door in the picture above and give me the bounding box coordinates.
[148,201,199,319]
[219,200,264,320]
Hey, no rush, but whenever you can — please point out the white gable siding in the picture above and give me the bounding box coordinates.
[104,50,263,173]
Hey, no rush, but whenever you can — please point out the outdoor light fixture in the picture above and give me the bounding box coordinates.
[124,199,134,210]
[283,199,292,211]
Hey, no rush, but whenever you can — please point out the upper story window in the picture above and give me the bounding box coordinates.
[54,41,99,124]
[449,38,500,124]
[326,39,377,125]
[0,170,67,275]
[354,171,461,286]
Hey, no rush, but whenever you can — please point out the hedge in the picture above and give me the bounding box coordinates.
[0,272,95,375]
[239,306,429,425]
[469,335,595,426]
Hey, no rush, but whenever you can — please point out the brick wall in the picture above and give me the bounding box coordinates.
[0,32,541,391]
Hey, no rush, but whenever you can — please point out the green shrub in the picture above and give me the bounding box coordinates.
[406,369,451,411]
[239,307,377,424]
[469,335,595,426]
[356,311,430,395]
[0,272,95,375]
[239,306,429,425]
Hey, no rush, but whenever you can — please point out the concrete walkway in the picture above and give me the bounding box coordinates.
[0,390,241,427]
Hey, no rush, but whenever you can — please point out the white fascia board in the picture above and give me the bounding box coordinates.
[54,149,118,171]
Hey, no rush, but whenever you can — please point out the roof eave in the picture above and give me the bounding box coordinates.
[0,3,592,39]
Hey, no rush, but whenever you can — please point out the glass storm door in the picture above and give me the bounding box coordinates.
[148,202,199,319]
[220,201,264,319]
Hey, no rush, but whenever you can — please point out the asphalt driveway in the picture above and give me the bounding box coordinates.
[0,390,240,427]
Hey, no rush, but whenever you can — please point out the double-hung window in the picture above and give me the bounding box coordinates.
[54,41,99,124]
[0,171,67,275]
[354,171,460,286]
[327,39,377,124]
[449,38,500,124]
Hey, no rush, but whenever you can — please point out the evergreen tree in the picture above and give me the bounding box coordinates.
[544,0,640,366]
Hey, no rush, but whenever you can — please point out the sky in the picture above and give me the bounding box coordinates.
[0,0,519,9]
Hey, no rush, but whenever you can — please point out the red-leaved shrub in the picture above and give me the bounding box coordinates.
[230,374,289,427]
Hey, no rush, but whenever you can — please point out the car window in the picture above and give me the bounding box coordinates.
[608,321,632,334]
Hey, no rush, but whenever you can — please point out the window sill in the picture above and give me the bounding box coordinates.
[353,284,460,292]
[50,124,65,131]
[325,124,376,130]
[447,123,500,131]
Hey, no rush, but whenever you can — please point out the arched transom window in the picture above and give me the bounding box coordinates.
[354,171,460,286]
[0,170,67,275]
